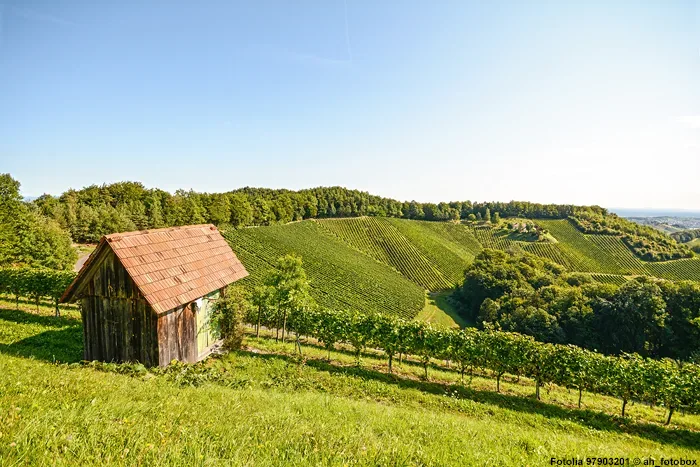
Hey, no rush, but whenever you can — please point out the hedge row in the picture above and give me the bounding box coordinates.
[251,307,700,425]
[0,267,76,315]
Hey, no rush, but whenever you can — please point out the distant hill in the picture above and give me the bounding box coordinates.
[612,208,700,218]
[620,214,700,233]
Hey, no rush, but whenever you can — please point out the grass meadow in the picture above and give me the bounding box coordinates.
[1,297,699,466]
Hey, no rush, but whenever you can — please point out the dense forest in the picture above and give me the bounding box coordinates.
[456,249,700,361]
[23,177,689,262]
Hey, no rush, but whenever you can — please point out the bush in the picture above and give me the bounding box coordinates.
[0,266,76,315]
[211,287,249,350]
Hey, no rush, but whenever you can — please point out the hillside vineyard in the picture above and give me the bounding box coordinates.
[224,217,700,319]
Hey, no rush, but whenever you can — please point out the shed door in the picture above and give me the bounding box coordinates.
[195,290,220,358]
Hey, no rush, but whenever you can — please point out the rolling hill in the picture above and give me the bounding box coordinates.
[222,217,700,320]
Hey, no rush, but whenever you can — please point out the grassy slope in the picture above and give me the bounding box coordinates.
[415,291,470,329]
[1,300,699,466]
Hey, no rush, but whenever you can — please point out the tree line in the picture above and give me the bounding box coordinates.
[214,255,699,425]
[671,229,700,254]
[671,229,700,244]
[456,249,700,361]
[29,176,600,243]
[2,173,691,266]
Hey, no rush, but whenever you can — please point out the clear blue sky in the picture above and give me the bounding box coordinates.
[1,1,699,209]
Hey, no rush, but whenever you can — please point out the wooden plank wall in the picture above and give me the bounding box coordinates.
[157,304,196,366]
[80,249,159,366]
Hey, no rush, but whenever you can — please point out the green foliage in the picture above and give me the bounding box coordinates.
[457,249,700,360]
[537,219,648,274]
[385,218,482,284]
[318,217,479,290]
[0,175,77,270]
[245,305,700,423]
[671,228,700,244]
[265,254,314,343]
[0,267,76,315]
[249,285,275,335]
[211,287,250,350]
[487,219,700,281]
[31,178,603,242]
[308,308,345,358]
[11,171,699,280]
[219,244,694,414]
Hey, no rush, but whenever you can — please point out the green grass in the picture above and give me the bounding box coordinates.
[73,243,96,257]
[415,291,469,328]
[1,299,699,466]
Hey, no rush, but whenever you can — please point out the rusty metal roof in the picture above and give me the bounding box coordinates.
[61,224,248,314]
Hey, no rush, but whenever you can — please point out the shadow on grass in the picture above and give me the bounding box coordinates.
[0,295,79,311]
[0,308,83,363]
[236,349,700,452]
[0,306,81,328]
[0,328,83,363]
[427,291,471,328]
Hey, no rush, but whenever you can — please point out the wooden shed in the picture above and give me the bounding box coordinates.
[60,224,248,366]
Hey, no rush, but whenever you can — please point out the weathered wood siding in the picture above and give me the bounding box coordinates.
[78,249,159,366]
[157,303,196,365]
